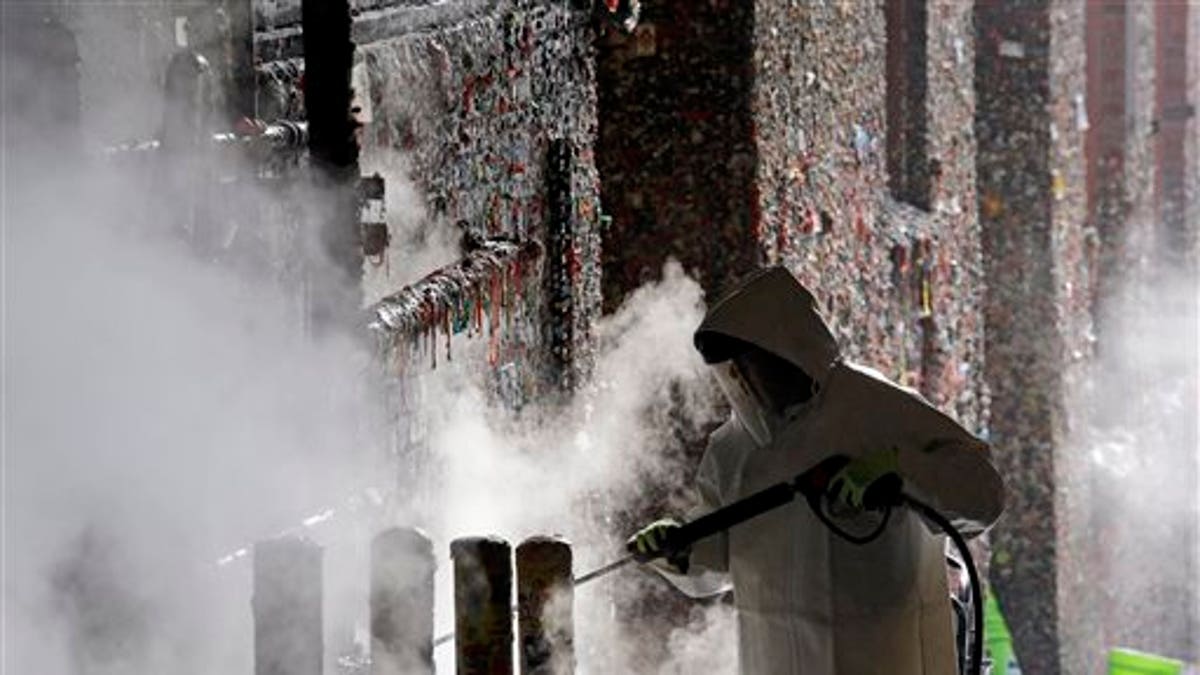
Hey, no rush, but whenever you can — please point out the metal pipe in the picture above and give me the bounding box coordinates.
[211,120,309,150]
[301,0,363,336]
[105,121,308,159]
[368,238,543,338]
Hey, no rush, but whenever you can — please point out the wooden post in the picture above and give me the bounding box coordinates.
[252,536,323,675]
[452,537,513,675]
[516,537,575,675]
[371,527,435,675]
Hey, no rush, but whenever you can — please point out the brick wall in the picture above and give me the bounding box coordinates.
[256,1,603,395]
[1078,1,1197,667]
[1085,1,1130,308]
[752,0,985,425]
[599,0,986,425]
[1156,1,1194,262]
[358,1,602,395]
[1151,0,1199,660]
[1188,5,1200,653]
[975,1,1092,672]
[596,0,759,311]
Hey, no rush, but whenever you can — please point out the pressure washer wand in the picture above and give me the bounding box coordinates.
[572,553,635,585]
[571,460,845,586]
[632,455,850,571]
[434,458,847,647]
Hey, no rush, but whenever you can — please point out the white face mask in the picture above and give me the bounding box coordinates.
[712,360,777,448]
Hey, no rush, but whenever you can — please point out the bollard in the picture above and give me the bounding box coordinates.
[253,536,323,675]
[452,537,514,675]
[371,527,435,675]
[516,537,575,675]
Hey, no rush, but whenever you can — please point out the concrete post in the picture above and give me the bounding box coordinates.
[451,537,513,675]
[516,537,574,675]
[370,527,435,675]
[252,536,323,675]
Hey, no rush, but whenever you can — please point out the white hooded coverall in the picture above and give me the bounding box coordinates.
[658,267,1006,675]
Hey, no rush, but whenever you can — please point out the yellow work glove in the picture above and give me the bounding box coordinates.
[827,447,902,513]
[626,518,689,573]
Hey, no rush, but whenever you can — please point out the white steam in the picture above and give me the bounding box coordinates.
[415,260,713,539]
[5,108,732,675]
[4,163,387,673]
[1066,237,1199,663]
[401,258,731,673]
[2,9,739,674]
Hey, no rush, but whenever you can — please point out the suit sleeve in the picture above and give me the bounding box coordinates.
[843,364,1007,538]
[897,436,1006,538]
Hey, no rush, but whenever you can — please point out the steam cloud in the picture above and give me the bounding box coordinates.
[1068,247,1199,661]
[3,21,735,672]
[12,9,1192,673]
[404,258,731,674]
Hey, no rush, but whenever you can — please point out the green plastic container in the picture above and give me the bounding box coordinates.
[984,594,1021,675]
[1108,648,1183,675]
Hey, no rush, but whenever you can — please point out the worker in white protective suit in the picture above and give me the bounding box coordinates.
[629,266,1005,675]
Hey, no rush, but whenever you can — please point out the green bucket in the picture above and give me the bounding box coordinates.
[984,594,1021,675]
[1108,648,1183,675]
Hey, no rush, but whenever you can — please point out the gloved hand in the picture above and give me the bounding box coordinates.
[626,518,689,573]
[826,447,902,513]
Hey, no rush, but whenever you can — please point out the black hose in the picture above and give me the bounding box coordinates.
[805,492,893,544]
[667,482,798,554]
[905,497,984,675]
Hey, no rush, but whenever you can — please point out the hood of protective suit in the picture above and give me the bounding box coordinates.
[656,265,1005,675]
[694,266,840,386]
[693,266,1004,527]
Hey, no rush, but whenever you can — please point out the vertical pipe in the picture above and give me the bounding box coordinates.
[452,537,513,675]
[301,0,363,335]
[225,0,256,123]
[882,0,929,208]
[543,139,576,393]
[371,527,435,675]
[161,46,217,253]
[253,536,323,675]
[516,537,575,675]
